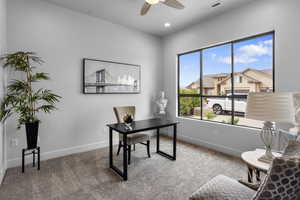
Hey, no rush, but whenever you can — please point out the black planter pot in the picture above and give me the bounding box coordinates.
[25,121,39,149]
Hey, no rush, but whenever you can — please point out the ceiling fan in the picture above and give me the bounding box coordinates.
[140,0,185,16]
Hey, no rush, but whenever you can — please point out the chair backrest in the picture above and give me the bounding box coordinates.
[113,106,136,123]
[252,141,300,200]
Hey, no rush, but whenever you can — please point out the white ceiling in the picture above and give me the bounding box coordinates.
[42,0,255,36]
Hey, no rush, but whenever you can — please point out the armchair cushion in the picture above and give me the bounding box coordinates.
[253,141,300,200]
[127,133,150,145]
[189,175,255,200]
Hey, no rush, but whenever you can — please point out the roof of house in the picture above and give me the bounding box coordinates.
[187,76,215,89]
[255,69,272,77]
[203,76,215,88]
[206,73,229,78]
[185,68,272,89]
[217,71,261,85]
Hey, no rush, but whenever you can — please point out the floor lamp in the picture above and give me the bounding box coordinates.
[246,92,294,163]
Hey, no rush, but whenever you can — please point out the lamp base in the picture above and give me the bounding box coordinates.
[289,125,300,137]
[258,149,274,164]
[258,154,274,164]
[258,121,276,164]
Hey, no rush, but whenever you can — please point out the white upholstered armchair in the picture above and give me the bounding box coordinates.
[190,141,300,200]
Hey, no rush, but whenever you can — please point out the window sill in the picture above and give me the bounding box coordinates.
[176,116,261,131]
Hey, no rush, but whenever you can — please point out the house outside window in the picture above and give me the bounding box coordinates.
[178,32,274,128]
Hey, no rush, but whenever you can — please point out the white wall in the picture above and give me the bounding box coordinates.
[163,0,300,156]
[6,0,300,168]
[6,0,163,167]
[0,0,7,183]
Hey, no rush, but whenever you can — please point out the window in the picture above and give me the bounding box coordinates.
[178,32,274,128]
[235,76,242,83]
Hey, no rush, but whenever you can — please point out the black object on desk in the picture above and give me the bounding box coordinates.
[22,146,40,173]
[107,118,178,181]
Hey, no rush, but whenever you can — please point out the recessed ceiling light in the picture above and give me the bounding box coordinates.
[164,23,171,28]
[212,2,221,8]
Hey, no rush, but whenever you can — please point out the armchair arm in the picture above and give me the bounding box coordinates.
[189,175,256,200]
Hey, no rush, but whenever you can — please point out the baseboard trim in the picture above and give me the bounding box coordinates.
[6,134,242,168]
[161,130,242,157]
[177,135,242,157]
[7,140,112,168]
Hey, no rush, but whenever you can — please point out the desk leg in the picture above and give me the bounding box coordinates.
[157,125,177,161]
[173,124,177,160]
[156,128,160,153]
[123,134,128,181]
[109,129,129,181]
[109,128,113,168]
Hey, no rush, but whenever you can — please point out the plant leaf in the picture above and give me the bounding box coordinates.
[30,72,50,82]
[36,104,56,113]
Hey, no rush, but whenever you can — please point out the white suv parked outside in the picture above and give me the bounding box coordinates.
[204,93,247,114]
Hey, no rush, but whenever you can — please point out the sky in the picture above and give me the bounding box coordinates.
[179,34,273,88]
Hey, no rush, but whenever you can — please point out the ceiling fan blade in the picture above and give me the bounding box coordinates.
[141,2,152,16]
[161,0,185,9]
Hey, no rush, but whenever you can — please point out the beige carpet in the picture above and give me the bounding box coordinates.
[0,138,247,200]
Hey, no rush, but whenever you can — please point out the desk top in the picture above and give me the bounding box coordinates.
[107,118,178,134]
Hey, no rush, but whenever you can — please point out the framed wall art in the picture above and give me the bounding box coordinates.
[83,58,141,94]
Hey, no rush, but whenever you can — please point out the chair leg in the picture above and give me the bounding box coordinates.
[128,145,131,165]
[133,144,136,151]
[117,141,122,156]
[147,140,151,158]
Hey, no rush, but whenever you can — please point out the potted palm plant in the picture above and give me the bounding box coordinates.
[0,52,61,149]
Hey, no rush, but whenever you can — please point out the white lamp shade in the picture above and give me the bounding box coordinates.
[246,92,294,123]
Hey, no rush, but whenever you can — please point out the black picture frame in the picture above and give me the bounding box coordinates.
[82,58,141,94]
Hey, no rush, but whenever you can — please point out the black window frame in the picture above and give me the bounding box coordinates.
[177,31,275,129]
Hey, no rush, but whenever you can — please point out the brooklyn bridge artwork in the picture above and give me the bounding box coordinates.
[83,59,141,94]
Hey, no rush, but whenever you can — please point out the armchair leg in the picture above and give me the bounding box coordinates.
[128,145,131,165]
[147,140,151,158]
[117,141,122,156]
